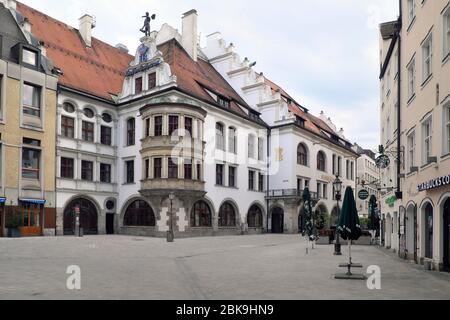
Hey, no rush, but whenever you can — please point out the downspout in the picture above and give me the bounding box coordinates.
[266,128,271,233]
[396,0,402,198]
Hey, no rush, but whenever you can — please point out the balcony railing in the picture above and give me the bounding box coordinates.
[266,189,319,200]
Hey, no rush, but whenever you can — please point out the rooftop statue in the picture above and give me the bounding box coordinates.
[140,12,156,37]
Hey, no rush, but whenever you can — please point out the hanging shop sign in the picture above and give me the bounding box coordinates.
[376,155,390,169]
[386,196,397,208]
[417,173,450,192]
[358,189,369,200]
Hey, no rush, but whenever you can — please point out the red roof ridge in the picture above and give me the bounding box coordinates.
[45,41,127,76]
[16,1,134,60]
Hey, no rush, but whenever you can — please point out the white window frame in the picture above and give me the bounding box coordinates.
[408,0,416,26]
[444,104,450,155]
[422,33,433,82]
[422,117,433,165]
[407,131,416,170]
[444,6,450,59]
[407,58,416,100]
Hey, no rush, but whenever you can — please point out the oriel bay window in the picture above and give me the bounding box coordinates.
[154,116,163,136]
[145,159,150,179]
[154,158,162,179]
[22,147,40,180]
[82,121,94,142]
[168,158,178,179]
[61,116,75,138]
[184,159,192,180]
[81,161,94,181]
[169,115,179,136]
[185,117,193,137]
[23,83,41,117]
[61,158,74,179]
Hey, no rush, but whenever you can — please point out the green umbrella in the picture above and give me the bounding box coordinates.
[337,187,362,267]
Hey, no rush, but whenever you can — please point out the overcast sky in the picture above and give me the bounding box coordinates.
[21,0,399,150]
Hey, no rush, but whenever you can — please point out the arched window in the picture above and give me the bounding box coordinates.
[248,205,263,228]
[317,151,326,172]
[123,200,155,227]
[63,102,75,113]
[424,203,433,259]
[216,123,225,150]
[219,202,236,227]
[127,118,135,146]
[191,201,212,227]
[83,108,94,118]
[297,143,308,166]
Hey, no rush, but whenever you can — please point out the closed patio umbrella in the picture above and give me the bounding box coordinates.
[301,188,317,253]
[337,187,362,267]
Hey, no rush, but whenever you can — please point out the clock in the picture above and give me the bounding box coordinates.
[376,155,390,169]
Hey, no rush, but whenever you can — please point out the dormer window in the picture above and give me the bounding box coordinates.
[217,96,230,108]
[22,48,38,67]
[148,73,156,90]
[135,77,143,94]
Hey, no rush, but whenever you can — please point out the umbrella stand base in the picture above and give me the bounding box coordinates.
[334,273,367,280]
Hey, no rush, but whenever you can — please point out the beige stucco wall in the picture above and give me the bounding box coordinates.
[0,62,57,206]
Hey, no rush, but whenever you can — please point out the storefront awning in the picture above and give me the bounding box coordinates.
[0,198,6,204]
[20,199,46,205]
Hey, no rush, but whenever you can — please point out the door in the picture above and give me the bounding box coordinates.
[444,199,450,271]
[106,214,115,235]
[271,208,284,234]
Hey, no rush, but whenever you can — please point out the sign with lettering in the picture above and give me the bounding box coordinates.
[418,174,450,192]
[358,189,369,200]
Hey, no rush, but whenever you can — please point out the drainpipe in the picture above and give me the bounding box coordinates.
[266,128,271,233]
[396,0,402,199]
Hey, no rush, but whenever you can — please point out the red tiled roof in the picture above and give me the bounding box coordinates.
[159,40,250,115]
[265,78,335,135]
[16,2,250,116]
[16,1,134,101]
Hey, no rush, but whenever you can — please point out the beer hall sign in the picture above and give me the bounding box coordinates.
[417,173,450,192]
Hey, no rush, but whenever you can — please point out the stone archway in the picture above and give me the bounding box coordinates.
[63,198,99,235]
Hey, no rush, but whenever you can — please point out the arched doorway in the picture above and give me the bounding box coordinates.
[123,200,155,227]
[444,199,450,271]
[191,201,212,227]
[423,203,433,260]
[248,205,263,228]
[219,202,237,227]
[64,198,98,235]
[271,207,284,234]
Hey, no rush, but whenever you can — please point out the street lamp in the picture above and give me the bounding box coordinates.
[167,193,175,243]
[333,175,342,256]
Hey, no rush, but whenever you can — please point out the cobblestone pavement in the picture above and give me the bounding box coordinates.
[0,235,449,300]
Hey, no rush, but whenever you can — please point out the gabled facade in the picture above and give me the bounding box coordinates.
[11,0,360,238]
[0,0,58,237]
[203,33,359,233]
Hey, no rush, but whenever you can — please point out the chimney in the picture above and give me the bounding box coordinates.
[79,14,95,47]
[182,9,198,61]
[115,43,129,53]
[0,0,17,10]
